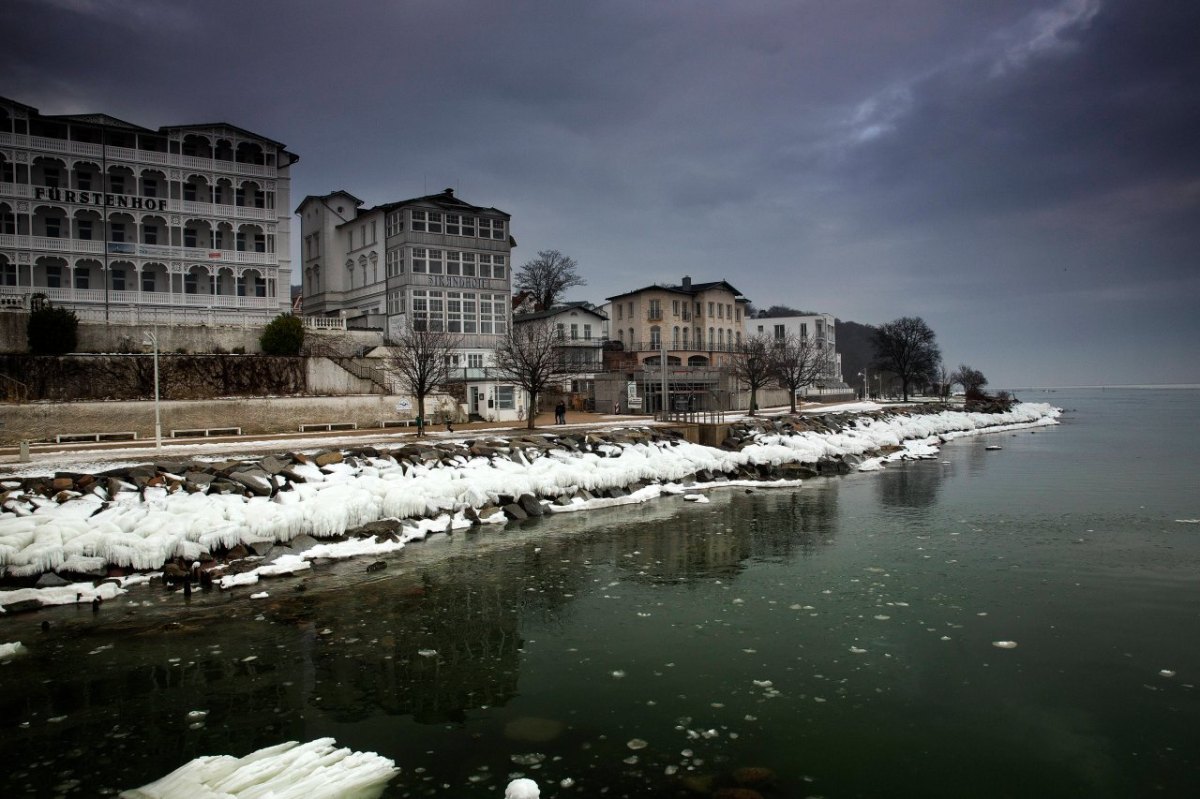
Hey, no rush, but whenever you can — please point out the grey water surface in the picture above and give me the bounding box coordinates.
[1,388,1197,798]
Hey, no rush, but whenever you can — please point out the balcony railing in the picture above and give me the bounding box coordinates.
[0,132,278,177]
[621,340,743,354]
[0,284,278,310]
[0,234,276,265]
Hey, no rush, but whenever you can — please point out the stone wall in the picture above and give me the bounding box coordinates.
[0,394,406,445]
[0,311,384,355]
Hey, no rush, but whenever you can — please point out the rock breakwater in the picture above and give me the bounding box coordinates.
[1,403,1060,611]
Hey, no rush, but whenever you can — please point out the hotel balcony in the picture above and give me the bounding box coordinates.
[0,132,279,178]
[0,234,275,265]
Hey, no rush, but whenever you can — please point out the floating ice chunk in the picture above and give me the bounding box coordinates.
[0,641,27,660]
[626,738,648,750]
[1175,519,1199,524]
[249,592,269,600]
[417,649,438,658]
[849,646,867,654]
[682,494,709,503]
[1159,669,1176,678]
[992,641,1018,649]
[506,777,541,798]
[611,669,626,679]
[120,737,397,799]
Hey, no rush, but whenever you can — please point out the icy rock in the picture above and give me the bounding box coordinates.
[517,493,544,517]
[505,778,540,799]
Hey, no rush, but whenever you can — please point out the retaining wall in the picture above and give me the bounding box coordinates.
[0,395,405,445]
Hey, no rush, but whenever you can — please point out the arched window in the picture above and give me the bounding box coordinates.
[346,259,354,289]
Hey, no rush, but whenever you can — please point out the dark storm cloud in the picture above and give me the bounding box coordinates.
[3,0,1196,385]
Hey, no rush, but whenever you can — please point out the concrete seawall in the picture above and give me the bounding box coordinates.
[1,395,403,445]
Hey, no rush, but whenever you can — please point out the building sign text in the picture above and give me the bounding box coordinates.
[34,187,167,212]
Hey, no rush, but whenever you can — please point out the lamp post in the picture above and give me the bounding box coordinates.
[142,328,162,451]
[859,369,867,400]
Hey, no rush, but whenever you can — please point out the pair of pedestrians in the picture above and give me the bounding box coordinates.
[554,401,567,425]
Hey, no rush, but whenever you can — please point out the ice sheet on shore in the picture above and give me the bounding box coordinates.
[119,737,397,799]
[1,404,1059,591]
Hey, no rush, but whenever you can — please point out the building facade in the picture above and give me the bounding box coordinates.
[597,277,751,414]
[604,276,750,369]
[747,312,846,393]
[0,96,298,324]
[298,188,521,420]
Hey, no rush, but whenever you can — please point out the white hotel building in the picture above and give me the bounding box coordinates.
[298,188,522,419]
[747,312,847,394]
[0,96,297,323]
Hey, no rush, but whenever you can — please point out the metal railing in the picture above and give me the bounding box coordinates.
[0,374,29,404]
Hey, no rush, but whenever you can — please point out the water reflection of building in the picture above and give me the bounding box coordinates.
[556,488,842,584]
[301,568,527,724]
[877,460,943,509]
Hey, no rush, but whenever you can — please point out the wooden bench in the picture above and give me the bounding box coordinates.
[377,419,416,428]
[55,431,138,443]
[171,427,243,438]
[298,422,359,432]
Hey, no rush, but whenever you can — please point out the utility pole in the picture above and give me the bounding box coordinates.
[143,328,162,450]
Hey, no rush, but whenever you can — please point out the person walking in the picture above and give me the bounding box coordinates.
[554,400,566,425]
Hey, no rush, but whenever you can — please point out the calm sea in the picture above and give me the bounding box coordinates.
[1,387,1197,797]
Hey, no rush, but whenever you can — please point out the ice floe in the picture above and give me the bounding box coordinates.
[118,737,396,799]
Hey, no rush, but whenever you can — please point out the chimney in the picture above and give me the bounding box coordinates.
[681,275,692,290]
[443,188,454,197]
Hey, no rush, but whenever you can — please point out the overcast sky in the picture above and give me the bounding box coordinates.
[5,0,1197,387]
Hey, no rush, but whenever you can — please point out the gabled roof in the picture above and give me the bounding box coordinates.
[366,188,510,219]
[159,122,289,150]
[294,190,364,215]
[606,278,746,302]
[514,301,608,323]
[0,96,298,163]
[45,112,153,133]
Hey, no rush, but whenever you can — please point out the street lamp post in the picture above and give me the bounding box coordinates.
[859,369,867,400]
[143,328,162,451]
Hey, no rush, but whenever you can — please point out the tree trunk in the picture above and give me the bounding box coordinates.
[748,387,757,416]
[789,390,797,414]
[416,394,426,437]
[526,389,537,429]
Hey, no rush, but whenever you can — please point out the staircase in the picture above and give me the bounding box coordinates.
[329,357,397,394]
[1,374,28,404]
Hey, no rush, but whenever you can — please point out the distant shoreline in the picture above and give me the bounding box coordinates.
[1001,384,1200,391]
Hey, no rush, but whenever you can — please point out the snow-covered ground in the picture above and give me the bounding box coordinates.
[1,403,1060,610]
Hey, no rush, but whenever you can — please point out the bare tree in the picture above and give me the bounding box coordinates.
[932,359,953,403]
[951,363,988,399]
[771,334,829,413]
[386,326,462,436]
[494,318,571,429]
[515,250,586,311]
[872,316,941,402]
[728,334,776,416]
